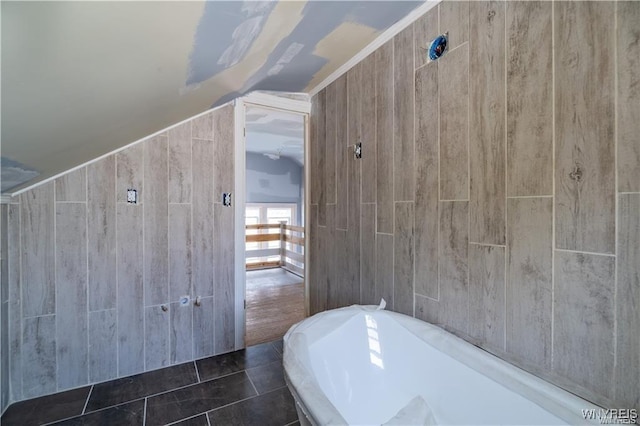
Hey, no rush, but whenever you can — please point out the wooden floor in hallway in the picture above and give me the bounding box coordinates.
[245,268,305,346]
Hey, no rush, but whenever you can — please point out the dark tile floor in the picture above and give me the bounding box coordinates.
[1,340,300,426]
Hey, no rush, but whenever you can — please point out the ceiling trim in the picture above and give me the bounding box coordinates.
[7,101,234,197]
[242,92,310,114]
[308,0,441,97]
[0,195,13,204]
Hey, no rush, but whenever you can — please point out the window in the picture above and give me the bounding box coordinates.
[245,203,297,266]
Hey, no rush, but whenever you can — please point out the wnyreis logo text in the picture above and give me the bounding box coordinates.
[582,409,638,424]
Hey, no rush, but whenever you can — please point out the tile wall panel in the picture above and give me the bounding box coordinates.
[506,1,552,196]
[393,26,415,202]
[55,168,86,202]
[469,1,506,245]
[87,157,116,311]
[55,203,88,389]
[553,251,615,399]
[617,2,640,193]
[144,136,169,306]
[309,0,638,410]
[168,123,192,204]
[6,104,237,402]
[468,245,505,350]
[375,41,394,234]
[439,44,469,201]
[21,184,55,318]
[414,63,439,299]
[616,194,640,408]
[554,1,615,254]
[506,198,552,369]
[88,309,117,384]
[116,204,144,377]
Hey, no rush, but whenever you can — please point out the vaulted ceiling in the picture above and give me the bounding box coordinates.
[1,0,425,193]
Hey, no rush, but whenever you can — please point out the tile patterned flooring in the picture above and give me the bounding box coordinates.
[1,340,300,426]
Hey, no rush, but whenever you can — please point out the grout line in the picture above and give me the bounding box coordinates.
[115,154,120,378]
[206,393,258,415]
[53,200,88,204]
[391,36,395,312]
[194,361,201,383]
[44,397,145,425]
[19,199,23,401]
[613,0,619,390]
[503,0,508,352]
[53,182,59,393]
[85,168,90,386]
[440,199,469,202]
[506,195,553,199]
[376,232,394,237]
[20,313,56,320]
[142,143,147,373]
[554,248,616,258]
[165,137,171,368]
[618,191,640,195]
[82,385,93,415]
[439,2,445,306]
[463,0,468,318]
[206,411,212,426]
[415,293,438,303]
[165,412,210,426]
[190,118,196,370]
[550,0,556,370]
[469,242,506,248]
[411,23,416,318]
[191,136,214,143]
[243,370,260,396]
[143,397,147,426]
[89,368,243,409]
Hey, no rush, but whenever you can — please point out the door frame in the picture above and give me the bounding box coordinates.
[233,92,311,349]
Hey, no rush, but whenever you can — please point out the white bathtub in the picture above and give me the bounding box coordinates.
[283,305,600,425]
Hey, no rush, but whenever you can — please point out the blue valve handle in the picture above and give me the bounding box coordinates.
[429,34,448,61]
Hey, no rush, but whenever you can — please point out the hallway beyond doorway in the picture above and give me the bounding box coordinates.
[245,269,305,346]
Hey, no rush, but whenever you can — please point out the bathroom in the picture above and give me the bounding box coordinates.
[0,0,638,424]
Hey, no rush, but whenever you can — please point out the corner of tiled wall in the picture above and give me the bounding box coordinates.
[309,0,639,410]
[4,103,237,403]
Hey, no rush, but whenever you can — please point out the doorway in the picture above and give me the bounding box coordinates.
[233,93,310,348]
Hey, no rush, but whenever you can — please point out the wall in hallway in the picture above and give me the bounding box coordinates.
[309,0,639,410]
[246,152,303,226]
[5,104,236,402]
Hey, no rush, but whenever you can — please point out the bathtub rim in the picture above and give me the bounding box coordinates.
[283,305,602,425]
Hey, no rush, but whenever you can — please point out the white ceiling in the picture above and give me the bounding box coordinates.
[1,0,423,193]
[246,105,304,166]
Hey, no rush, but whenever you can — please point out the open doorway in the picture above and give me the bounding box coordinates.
[235,95,309,347]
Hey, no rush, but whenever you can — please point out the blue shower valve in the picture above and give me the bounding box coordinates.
[428,34,448,61]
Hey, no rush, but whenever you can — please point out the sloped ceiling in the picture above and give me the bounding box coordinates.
[246,106,304,166]
[1,0,423,193]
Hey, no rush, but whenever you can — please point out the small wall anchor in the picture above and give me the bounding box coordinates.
[222,192,232,206]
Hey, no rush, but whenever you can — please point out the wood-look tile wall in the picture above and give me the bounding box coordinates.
[3,104,236,401]
[310,0,639,410]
